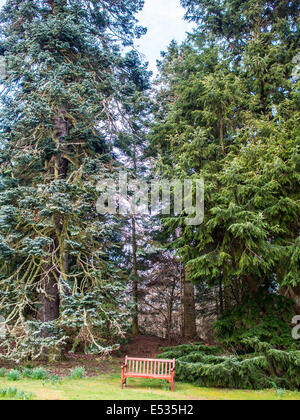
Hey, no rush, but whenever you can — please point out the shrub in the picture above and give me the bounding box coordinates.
[7,369,21,381]
[214,293,299,352]
[69,366,86,379]
[22,368,33,378]
[0,368,5,377]
[158,344,223,360]
[159,338,300,391]
[21,367,49,380]
[29,367,49,380]
[0,387,33,400]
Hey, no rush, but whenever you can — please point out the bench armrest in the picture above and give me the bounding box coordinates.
[171,367,175,372]
[121,363,127,369]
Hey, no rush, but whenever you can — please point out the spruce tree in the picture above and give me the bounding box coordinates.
[0,0,145,360]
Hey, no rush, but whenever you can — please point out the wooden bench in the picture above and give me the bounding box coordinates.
[121,356,176,391]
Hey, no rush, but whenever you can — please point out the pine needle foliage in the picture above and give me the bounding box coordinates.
[159,339,300,391]
[0,0,146,361]
[215,292,300,352]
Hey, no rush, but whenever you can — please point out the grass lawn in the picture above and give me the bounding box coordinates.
[0,374,300,400]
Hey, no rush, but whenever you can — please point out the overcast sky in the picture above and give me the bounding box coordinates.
[136,0,193,74]
[0,0,193,74]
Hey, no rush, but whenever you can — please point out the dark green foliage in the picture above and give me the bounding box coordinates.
[151,0,300,342]
[159,339,300,390]
[158,343,223,359]
[215,293,299,351]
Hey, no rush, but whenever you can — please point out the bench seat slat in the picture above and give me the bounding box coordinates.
[126,373,171,379]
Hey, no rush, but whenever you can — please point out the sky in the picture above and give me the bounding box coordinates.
[0,0,193,74]
[135,0,193,74]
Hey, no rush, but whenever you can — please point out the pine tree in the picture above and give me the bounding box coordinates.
[0,0,146,360]
[114,50,151,336]
[150,0,300,332]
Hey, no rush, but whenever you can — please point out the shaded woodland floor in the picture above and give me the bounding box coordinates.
[0,335,179,377]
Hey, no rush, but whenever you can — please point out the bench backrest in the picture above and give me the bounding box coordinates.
[125,357,175,377]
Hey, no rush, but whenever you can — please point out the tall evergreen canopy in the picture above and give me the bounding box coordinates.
[151,0,300,332]
[0,0,146,360]
[0,0,299,369]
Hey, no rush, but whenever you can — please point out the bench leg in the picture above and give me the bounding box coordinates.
[171,375,175,391]
[121,377,126,389]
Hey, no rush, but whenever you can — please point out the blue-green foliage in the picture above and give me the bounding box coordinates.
[7,369,21,381]
[0,0,147,361]
[158,343,223,359]
[22,367,49,380]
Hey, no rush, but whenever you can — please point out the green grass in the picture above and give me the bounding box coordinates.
[0,374,299,400]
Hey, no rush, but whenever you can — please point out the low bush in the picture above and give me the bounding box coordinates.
[68,366,86,379]
[158,344,223,360]
[28,367,49,380]
[159,339,300,391]
[214,293,299,352]
[0,387,33,400]
[7,369,21,381]
[21,367,49,380]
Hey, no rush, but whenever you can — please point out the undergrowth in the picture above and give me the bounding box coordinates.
[0,387,33,400]
[159,338,300,391]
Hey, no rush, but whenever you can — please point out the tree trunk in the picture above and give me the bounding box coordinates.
[166,277,176,341]
[245,275,258,294]
[183,266,197,339]
[38,107,68,358]
[219,278,224,315]
[131,143,140,336]
[131,215,139,335]
[38,264,60,323]
[280,286,300,315]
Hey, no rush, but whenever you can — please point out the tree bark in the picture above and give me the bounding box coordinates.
[219,278,224,315]
[131,215,140,335]
[131,142,140,336]
[245,275,258,294]
[280,286,300,315]
[38,107,68,353]
[38,263,60,323]
[183,266,197,339]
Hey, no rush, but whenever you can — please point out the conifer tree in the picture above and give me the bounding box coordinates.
[0,0,146,360]
[114,50,151,335]
[151,0,300,331]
